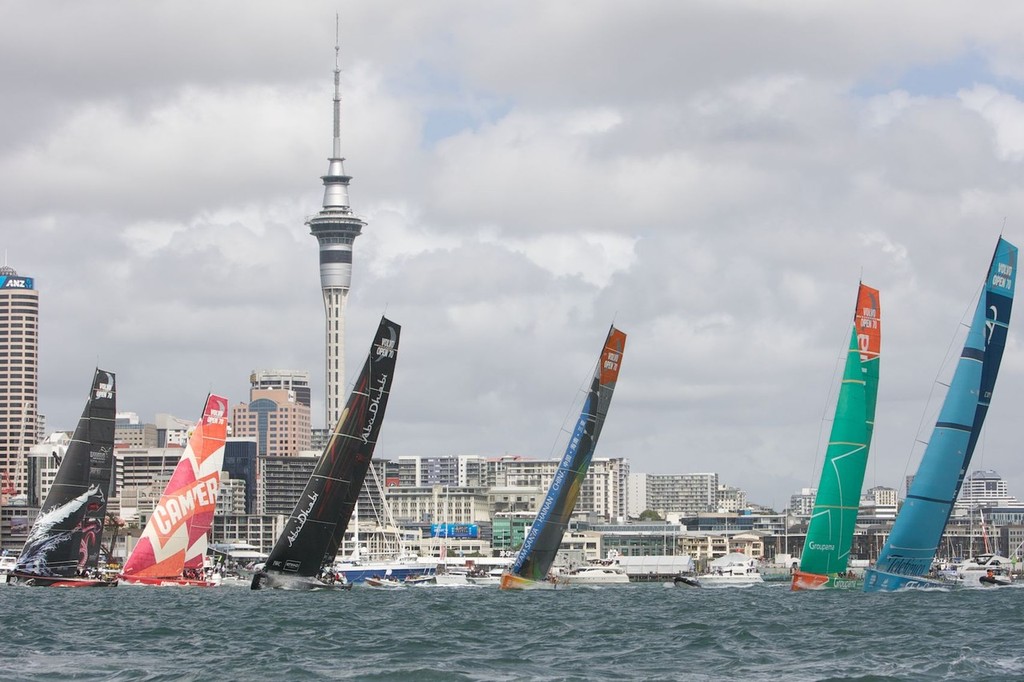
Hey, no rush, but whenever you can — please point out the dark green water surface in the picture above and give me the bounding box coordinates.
[3,581,1022,681]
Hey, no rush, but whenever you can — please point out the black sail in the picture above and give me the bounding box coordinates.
[261,317,400,583]
[15,369,116,577]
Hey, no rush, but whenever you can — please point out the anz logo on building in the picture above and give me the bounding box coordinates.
[0,276,34,290]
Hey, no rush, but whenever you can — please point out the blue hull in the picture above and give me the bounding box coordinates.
[863,568,951,592]
[336,566,435,584]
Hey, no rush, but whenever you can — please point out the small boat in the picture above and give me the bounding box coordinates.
[500,326,626,591]
[865,238,1017,592]
[403,574,436,586]
[958,554,1014,588]
[672,575,701,588]
[467,567,505,586]
[558,564,630,586]
[793,283,881,591]
[6,369,118,588]
[697,553,764,588]
[365,575,404,589]
[252,318,400,591]
[120,394,229,588]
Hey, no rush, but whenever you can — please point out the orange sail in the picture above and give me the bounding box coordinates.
[120,394,228,584]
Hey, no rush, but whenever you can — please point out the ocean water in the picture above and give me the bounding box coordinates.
[3,581,1024,681]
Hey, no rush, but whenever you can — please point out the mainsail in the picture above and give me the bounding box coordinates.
[120,394,229,584]
[864,237,1017,592]
[792,284,880,590]
[253,316,400,590]
[11,369,116,585]
[500,326,626,590]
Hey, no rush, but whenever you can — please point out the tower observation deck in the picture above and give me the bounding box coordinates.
[306,24,365,429]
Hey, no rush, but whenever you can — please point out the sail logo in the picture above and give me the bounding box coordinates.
[808,542,835,551]
[207,398,228,425]
[152,475,219,539]
[376,336,397,359]
[94,372,115,400]
[287,492,320,547]
[603,350,621,372]
[992,262,1013,291]
[361,374,389,444]
[985,305,999,344]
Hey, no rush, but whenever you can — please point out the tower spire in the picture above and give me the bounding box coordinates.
[333,13,342,162]
[307,19,366,429]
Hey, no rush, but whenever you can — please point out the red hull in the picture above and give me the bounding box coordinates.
[120,575,217,587]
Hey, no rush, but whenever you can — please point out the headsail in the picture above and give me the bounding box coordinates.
[865,237,1017,592]
[500,326,626,590]
[793,284,880,590]
[254,317,400,589]
[121,394,229,583]
[14,369,116,578]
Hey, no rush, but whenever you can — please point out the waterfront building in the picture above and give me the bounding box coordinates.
[627,472,648,517]
[645,473,719,517]
[0,265,39,499]
[250,369,310,408]
[859,486,898,519]
[231,388,311,457]
[385,484,490,526]
[952,469,1024,516]
[307,30,365,429]
[115,412,158,449]
[154,412,194,447]
[788,487,817,517]
[212,514,288,557]
[223,438,258,514]
[716,484,747,513]
[0,504,37,554]
[257,453,319,515]
[216,474,248,515]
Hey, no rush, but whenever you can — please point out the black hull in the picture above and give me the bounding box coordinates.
[250,571,352,591]
[673,576,701,588]
[6,571,118,588]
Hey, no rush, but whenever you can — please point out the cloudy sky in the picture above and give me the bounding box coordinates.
[5,1,1024,508]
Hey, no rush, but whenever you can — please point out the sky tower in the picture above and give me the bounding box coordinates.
[306,22,365,429]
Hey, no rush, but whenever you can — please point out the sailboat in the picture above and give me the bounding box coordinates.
[120,394,229,587]
[252,316,400,590]
[864,236,1017,592]
[792,283,881,590]
[6,369,118,587]
[500,325,626,590]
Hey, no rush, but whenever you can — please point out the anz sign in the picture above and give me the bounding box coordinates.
[0,276,33,290]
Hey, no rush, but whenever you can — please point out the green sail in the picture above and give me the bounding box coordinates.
[799,328,871,578]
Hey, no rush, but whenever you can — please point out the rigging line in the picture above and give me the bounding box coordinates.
[808,320,849,489]
[897,277,984,496]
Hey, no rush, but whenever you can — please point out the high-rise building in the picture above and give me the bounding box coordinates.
[249,369,311,408]
[231,388,311,458]
[0,265,39,498]
[645,473,719,517]
[306,27,365,429]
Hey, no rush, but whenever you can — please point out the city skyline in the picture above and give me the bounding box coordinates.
[5,4,1024,507]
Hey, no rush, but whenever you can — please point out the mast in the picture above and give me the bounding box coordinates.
[865,237,1017,592]
[13,369,116,578]
[501,326,626,589]
[792,283,880,590]
[120,394,229,583]
[254,317,400,590]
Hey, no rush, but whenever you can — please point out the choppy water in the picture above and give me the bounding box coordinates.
[3,581,1024,681]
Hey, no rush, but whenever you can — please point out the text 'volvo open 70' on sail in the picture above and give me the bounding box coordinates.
[792,283,881,591]
[120,394,229,587]
[500,325,626,590]
[252,316,400,590]
[6,369,118,588]
[864,236,1017,592]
